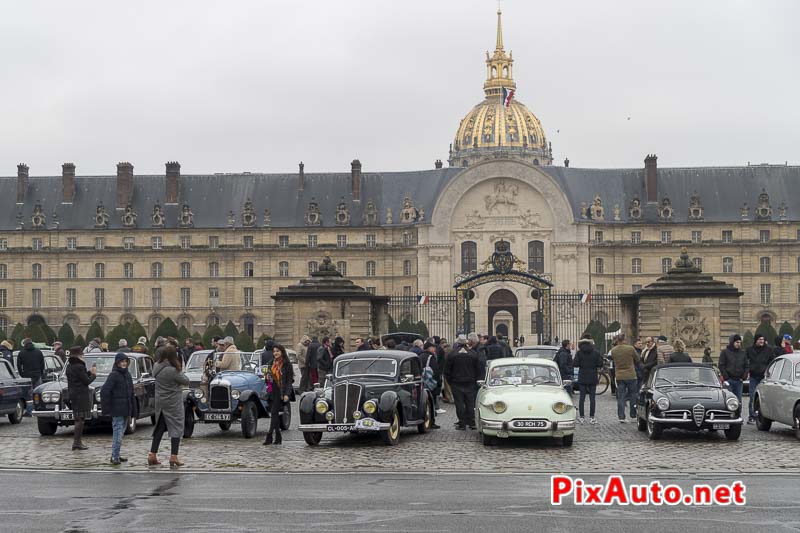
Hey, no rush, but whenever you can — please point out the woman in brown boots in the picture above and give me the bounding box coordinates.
[148,345,190,467]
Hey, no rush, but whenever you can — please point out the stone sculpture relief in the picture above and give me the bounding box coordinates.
[94,203,109,229]
[305,200,322,226]
[121,204,137,228]
[484,180,519,214]
[672,308,711,348]
[241,199,256,227]
[180,204,194,228]
[31,204,46,229]
[151,204,165,228]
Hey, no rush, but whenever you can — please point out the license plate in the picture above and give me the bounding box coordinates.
[205,413,231,421]
[326,425,353,432]
[513,420,547,428]
[497,430,509,438]
[712,423,730,430]
[61,412,74,421]
[355,418,378,430]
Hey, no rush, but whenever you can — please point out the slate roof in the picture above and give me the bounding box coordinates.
[2,163,798,230]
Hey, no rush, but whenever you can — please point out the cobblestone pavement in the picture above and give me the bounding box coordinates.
[1,394,797,473]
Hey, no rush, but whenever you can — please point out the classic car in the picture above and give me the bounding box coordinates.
[298,350,434,446]
[476,357,576,446]
[250,349,300,393]
[13,350,64,383]
[31,352,157,436]
[0,359,31,424]
[636,363,743,440]
[192,364,287,438]
[753,353,800,440]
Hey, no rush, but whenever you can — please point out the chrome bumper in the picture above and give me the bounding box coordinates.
[648,415,743,424]
[299,420,391,432]
[32,404,100,421]
[481,419,576,431]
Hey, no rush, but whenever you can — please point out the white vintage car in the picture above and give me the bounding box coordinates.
[476,358,576,446]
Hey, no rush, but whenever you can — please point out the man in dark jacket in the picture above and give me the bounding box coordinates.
[555,339,574,394]
[17,338,45,389]
[52,341,66,362]
[316,337,334,386]
[485,336,505,361]
[574,335,604,424]
[443,334,482,430]
[306,337,320,388]
[419,342,441,429]
[100,353,135,465]
[746,333,775,423]
[718,334,748,402]
[260,339,276,366]
[65,347,96,450]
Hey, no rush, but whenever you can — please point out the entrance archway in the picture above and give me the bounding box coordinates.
[488,289,518,341]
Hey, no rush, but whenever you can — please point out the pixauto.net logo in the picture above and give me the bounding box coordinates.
[551,475,746,506]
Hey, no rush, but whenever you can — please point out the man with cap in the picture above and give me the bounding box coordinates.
[443,334,482,430]
[745,333,776,423]
[52,341,66,362]
[781,334,793,354]
[131,336,149,355]
[719,334,748,402]
[116,339,131,353]
[217,337,242,372]
[100,353,135,465]
[655,335,674,366]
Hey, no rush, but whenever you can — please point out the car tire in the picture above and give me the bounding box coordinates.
[380,408,400,446]
[417,399,432,434]
[9,400,25,424]
[561,434,574,447]
[124,416,137,435]
[755,397,772,431]
[596,373,609,395]
[636,414,647,432]
[724,425,741,441]
[794,404,800,442]
[183,405,195,438]
[280,406,291,431]
[303,431,322,446]
[37,417,58,436]
[481,432,496,446]
[646,411,662,441]
[241,402,258,439]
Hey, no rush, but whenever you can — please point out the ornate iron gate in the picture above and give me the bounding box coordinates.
[386,292,458,341]
[550,292,623,353]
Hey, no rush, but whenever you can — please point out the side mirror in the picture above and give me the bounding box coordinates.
[477,380,486,387]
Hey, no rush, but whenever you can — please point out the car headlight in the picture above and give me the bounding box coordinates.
[94,390,101,402]
[552,401,570,414]
[492,401,507,414]
[363,400,377,415]
[43,391,61,403]
[315,400,329,414]
[726,397,740,411]
[231,390,241,400]
[353,411,362,420]
[193,388,205,401]
[656,397,670,411]
[325,411,334,421]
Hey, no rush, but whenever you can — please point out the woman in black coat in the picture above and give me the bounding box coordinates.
[263,345,295,445]
[65,347,96,450]
[574,335,604,424]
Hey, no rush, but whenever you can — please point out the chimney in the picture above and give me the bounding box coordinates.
[564,157,570,168]
[351,159,362,201]
[644,154,658,203]
[298,161,305,190]
[116,162,134,209]
[16,163,28,204]
[165,161,180,204]
[435,159,443,169]
[62,163,76,203]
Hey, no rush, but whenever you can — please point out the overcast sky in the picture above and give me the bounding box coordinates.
[1,0,797,176]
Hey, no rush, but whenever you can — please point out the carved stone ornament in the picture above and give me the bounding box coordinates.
[755,189,772,220]
[335,198,350,226]
[305,310,339,340]
[484,180,519,214]
[740,203,749,220]
[658,197,673,221]
[385,207,393,225]
[671,307,711,349]
[613,204,621,221]
[262,209,271,227]
[363,200,379,225]
[520,209,541,228]
[464,210,486,229]
[628,197,642,220]
[400,196,418,224]
[31,204,46,229]
[151,204,165,228]
[94,202,109,229]
[50,210,59,229]
[590,195,604,220]
[121,204,137,227]
[180,204,194,228]
[418,207,425,223]
[227,210,235,227]
[305,200,321,226]
[580,202,588,219]
[688,192,704,220]
[241,199,256,227]
[490,239,515,274]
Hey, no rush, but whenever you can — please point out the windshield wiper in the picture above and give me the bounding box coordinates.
[359,358,383,375]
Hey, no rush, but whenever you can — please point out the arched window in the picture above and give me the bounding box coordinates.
[760,257,770,273]
[180,262,191,278]
[631,258,642,274]
[32,263,42,279]
[151,262,163,278]
[502,66,508,77]
[279,261,289,278]
[0,264,6,279]
[337,261,347,276]
[595,258,604,274]
[528,241,544,273]
[723,257,733,273]
[208,262,219,278]
[95,263,105,279]
[491,66,497,78]
[243,261,254,277]
[461,241,477,274]
[403,259,412,276]
[366,261,376,277]
[308,261,318,275]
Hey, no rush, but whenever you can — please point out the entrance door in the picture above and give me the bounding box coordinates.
[488,289,518,342]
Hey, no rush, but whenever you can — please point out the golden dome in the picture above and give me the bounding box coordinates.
[449,8,552,168]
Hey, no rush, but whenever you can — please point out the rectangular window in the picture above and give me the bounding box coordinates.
[180,263,191,278]
[693,257,703,270]
[759,230,770,243]
[366,287,376,295]
[209,287,220,307]
[595,258,604,274]
[66,263,77,279]
[180,236,191,249]
[661,231,672,244]
[94,237,104,250]
[123,237,135,250]
[151,236,162,250]
[180,288,191,308]
[244,262,254,277]
[337,261,347,276]
[32,238,43,251]
[594,230,604,243]
[32,264,42,279]
[662,258,672,273]
[403,286,412,296]
[760,284,771,306]
[691,231,702,244]
[0,239,7,251]
[0,289,7,308]
[760,257,770,273]
[151,288,161,309]
[123,263,134,279]
[243,236,254,249]
[366,234,376,248]
[95,288,105,308]
[66,288,76,308]
[308,235,318,248]
[279,235,289,248]
[403,260,412,276]
[32,289,41,309]
[630,231,641,245]
[95,263,105,279]
[723,257,733,273]
[366,261,376,277]
[797,284,800,304]
[209,236,219,249]
[244,287,254,307]
[596,284,605,293]
[403,232,413,246]
[279,262,289,277]
[631,258,642,274]
[66,237,77,250]
[209,262,219,278]
[337,234,347,248]
[123,288,134,309]
[722,230,733,244]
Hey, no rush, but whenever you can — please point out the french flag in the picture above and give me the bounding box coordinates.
[579,293,591,304]
[502,87,515,108]
[418,295,430,305]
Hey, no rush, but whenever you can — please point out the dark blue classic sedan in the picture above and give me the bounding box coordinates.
[0,358,32,424]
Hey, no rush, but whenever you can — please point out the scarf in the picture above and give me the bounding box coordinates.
[270,357,284,388]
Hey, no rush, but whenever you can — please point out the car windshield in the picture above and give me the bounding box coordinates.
[335,358,397,378]
[488,364,561,386]
[654,366,720,388]
[514,347,556,359]
[68,355,139,379]
[186,351,216,370]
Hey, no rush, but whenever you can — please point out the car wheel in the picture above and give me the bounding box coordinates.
[380,408,400,446]
[280,406,291,431]
[37,417,58,436]
[724,424,741,441]
[481,432,496,446]
[124,416,137,435]
[183,405,195,438]
[596,373,609,395]
[755,397,772,431]
[219,421,232,431]
[303,431,322,446]
[417,399,432,434]
[241,402,258,439]
[561,434,574,447]
[794,404,800,441]
[646,411,662,440]
[9,400,25,424]
[636,414,647,432]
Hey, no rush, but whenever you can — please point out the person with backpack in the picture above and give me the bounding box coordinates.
[419,342,441,429]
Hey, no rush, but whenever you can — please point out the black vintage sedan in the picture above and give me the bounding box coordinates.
[31,352,156,436]
[636,363,743,440]
[298,350,434,446]
[0,359,31,425]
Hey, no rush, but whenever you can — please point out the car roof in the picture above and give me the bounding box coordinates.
[89,351,150,359]
[778,353,800,363]
[514,345,558,350]
[489,357,559,368]
[654,363,715,369]
[335,350,412,362]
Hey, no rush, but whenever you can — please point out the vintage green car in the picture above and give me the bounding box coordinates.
[754,353,800,440]
[476,357,576,446]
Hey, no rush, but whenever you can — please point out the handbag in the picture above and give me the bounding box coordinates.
[422,355,437,391]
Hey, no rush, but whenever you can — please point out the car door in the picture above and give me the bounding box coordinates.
[775,358,795,425]
[397,358,416,422]
[759,359,783,420]
[409,357,424,421]
[0,360,14,413]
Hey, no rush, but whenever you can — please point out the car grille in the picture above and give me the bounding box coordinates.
[333,382,362,424]
[662,410,689,420]
[210,385,230,410]
[692,404,705,427]
[706,410,735,420]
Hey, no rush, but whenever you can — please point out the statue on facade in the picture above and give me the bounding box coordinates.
[180,204,194,228]
[590,195,604,220]
[386,207,393,225]
[363,200,379,225]
[305,200,322,226]
[94,203,109,229]
[121,204,137,227]
[335,198,350,226]
[241,199,256,227]
[628,197,642,220]
[262,209,271,227]
[400,196,418,224]
[151,203,165,227]
[755,189,772,220]
[31,204,46,229]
